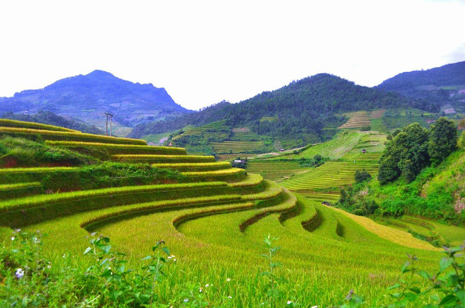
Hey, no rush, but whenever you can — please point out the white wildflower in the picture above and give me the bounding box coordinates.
[199,287,203,293]
[183,298,189,302]
[228,295,232,299]
[15,268,24,279]
[226,278,231,282]
[11,237,15,241]
[287,300,293,305]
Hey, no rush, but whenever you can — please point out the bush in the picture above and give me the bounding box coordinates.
[354,169,371,183]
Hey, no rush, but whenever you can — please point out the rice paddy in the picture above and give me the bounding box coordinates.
[211,141,265,153]
[246,160,310,182]
[1,119,462,307]
[280,133,385,199]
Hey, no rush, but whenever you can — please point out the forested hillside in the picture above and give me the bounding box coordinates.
[130,74,424,147]
[377,61,465,107]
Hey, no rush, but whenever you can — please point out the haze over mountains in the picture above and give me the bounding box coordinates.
[1,61,464,141]
[377,61,465,105]
[0,70,192,130]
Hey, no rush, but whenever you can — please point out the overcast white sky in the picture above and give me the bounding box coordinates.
[1,0,464,110]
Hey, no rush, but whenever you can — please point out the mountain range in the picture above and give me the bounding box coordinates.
[1,61,464,143]
[377,61,465,107]
[129,73,426,151]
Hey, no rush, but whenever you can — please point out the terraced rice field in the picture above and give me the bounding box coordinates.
[211,140,265,153]
[338,109,386,129]
[246,160,310,182]
[338,111,371,129]
[280,134,384,200]
[2,119,462,306]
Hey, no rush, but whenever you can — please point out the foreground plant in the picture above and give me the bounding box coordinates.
[83,234,174,307]
[261,235,286,308]
[386,245,465,307]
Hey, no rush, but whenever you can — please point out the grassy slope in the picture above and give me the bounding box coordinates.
[270,131,368,160]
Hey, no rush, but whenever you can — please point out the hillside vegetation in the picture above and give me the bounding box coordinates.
[130,74,424,151]
[3,119,464,307]
[337,118,464,226]
[377,60,465,112]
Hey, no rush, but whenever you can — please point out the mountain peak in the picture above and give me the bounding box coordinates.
[86,70,116,79]
[1,71,192,131]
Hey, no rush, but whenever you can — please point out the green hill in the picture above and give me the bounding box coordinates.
[377,61,465,112]
[130,74,426,152]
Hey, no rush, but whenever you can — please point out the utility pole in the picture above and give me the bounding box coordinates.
[104,112,114,136]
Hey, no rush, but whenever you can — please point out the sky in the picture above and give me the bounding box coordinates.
[0,0,464,111]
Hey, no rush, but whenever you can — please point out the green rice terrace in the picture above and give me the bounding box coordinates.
[1,119,465,307]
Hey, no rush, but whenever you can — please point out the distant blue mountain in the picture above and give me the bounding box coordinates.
[377,61,465,105]
[0,70,193,127]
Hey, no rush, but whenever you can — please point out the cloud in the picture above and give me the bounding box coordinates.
[445,43,465,63]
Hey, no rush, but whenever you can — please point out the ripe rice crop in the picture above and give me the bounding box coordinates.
[241,180,282,201]
[81,195,244,231]
[239,189,297,232]
[0,118,80,132]
[45,140,186,155]
[0,127,147,145]
[0,182,230,227]
[228,173,263,187]
[172,202,255,229]
[182,168,246,182]
[331,207,440,251]
[113,154,216,163]
[151,162,231,172]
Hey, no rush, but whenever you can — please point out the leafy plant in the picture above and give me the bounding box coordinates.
[261,235,283,308]
[386,245,465,307]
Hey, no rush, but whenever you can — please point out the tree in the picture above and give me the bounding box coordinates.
[428,117,457,164]
[355,169,372,183]
[378,123,429,184]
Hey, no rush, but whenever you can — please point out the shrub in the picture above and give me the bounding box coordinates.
[354,169,372,183]
[428,117,458,164]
